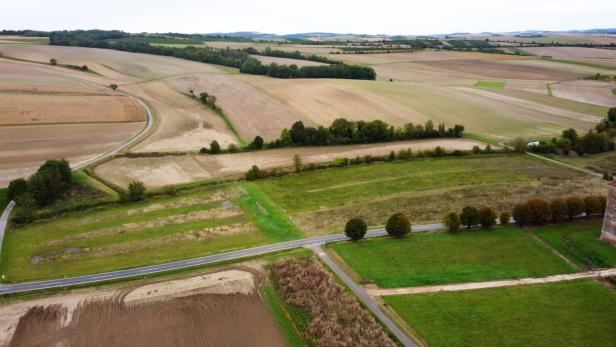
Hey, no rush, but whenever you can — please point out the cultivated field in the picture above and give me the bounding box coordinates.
[330,227,576,288]
[1,265,285,347]
[94,138,486,188]
[0,123,143,186]
[551,80,616,107]
[522,46,616,67]
[0,184,302,281]
[252,55,328,67]
[255,154,606,234]
[385,280,616,346]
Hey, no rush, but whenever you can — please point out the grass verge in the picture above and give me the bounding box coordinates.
[384,280,616,346]
[0,189,7,214]
[238,182,304,241]
[532,220,616,269]
[329,227,576,288]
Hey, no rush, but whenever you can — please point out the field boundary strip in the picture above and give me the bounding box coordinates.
[367,268,616,296]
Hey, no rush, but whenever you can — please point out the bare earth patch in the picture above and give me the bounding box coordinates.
[1,266,284,347]
[551,80,616,107]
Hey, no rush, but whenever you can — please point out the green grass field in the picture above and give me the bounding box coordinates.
[0,37,49,45]
[330,227,575,288]
[474,81,505,88]
[256,154,604,234]
[532,220,616,269]
[0,183,302,282]
[385,280,616,346]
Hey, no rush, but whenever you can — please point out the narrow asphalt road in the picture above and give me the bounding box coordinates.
[310,244,418,347]
[0,223,443,295]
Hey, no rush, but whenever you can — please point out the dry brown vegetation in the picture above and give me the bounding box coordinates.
[418,59,579,80]
[273,258,395,347]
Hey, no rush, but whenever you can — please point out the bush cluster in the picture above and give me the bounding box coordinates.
[273,258,395,347]
[386,213,411,237]
[345,218,368,241]
[8,160,72,207]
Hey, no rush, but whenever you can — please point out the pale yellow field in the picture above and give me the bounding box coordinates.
[95,138,487,188]
[251,55,327,67]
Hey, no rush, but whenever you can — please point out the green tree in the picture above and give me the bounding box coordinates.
[109,84,118,90]
[127,181,146,202]
[566,196,585,220]
[27,172,53,206]
[386,213,410,238]
[550,198,568,223]
[7,178,28,201]
[245,165,263,181]
[345,218,367,241]
[199,92,209,105]
[478,207,497,229]
[510,137,527,153]
[512,203,531,227]
[442,212,460,233]
[293,154,302,173]
[290,121,306,144]
[561,128,578,143]
[460,206,479,230]
[251,136,264,149]
[13,193,37,224]
[49,58,57,65]
[280,128,292,146]
[209,140,221,154]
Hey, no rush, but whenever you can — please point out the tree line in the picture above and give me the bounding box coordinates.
[244,46,342,65]
[48,30,376,80]
[344,193,607,242]
[528,108,616,156]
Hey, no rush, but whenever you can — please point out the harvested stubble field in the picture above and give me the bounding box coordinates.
[384,280,616,347]
[252,55,328,67]
[94,138,485,188]
[522,46,616,68]
[0,185,302,281]
[550,80,616,107]
[0,122,144,187]
[2,266,285,347]
[255,154,606,234]
[552,152,616,174]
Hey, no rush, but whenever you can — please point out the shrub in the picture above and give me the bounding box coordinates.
[251,135,264,149]
[12,193,37,224]
[566,196,585,219]
[528,198,550,225]
[228,144,239,153]
[245,165,264,181]
[209,140,221,154]
[597,195,607,216]
[583,196,601,218]
[550,198,568,223]
[386,213,410,238]
[510,137,528,153]
[163,185,177,197]
[345,218,368,241]
[7,178,28,201]
[478,207,497,229]
[512,203,531,227]
[293,154,302,173]
[460,206,479,230]
[109,83,118,90]
[442,212,460,232]
[499,211,510,225]
[27,172,54,206]
[199,147,208,154]
[49,58,57,65]
[127,180,146,202]
[603,172,614,181]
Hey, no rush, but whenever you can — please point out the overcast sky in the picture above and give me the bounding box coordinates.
[3,0,615,35]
